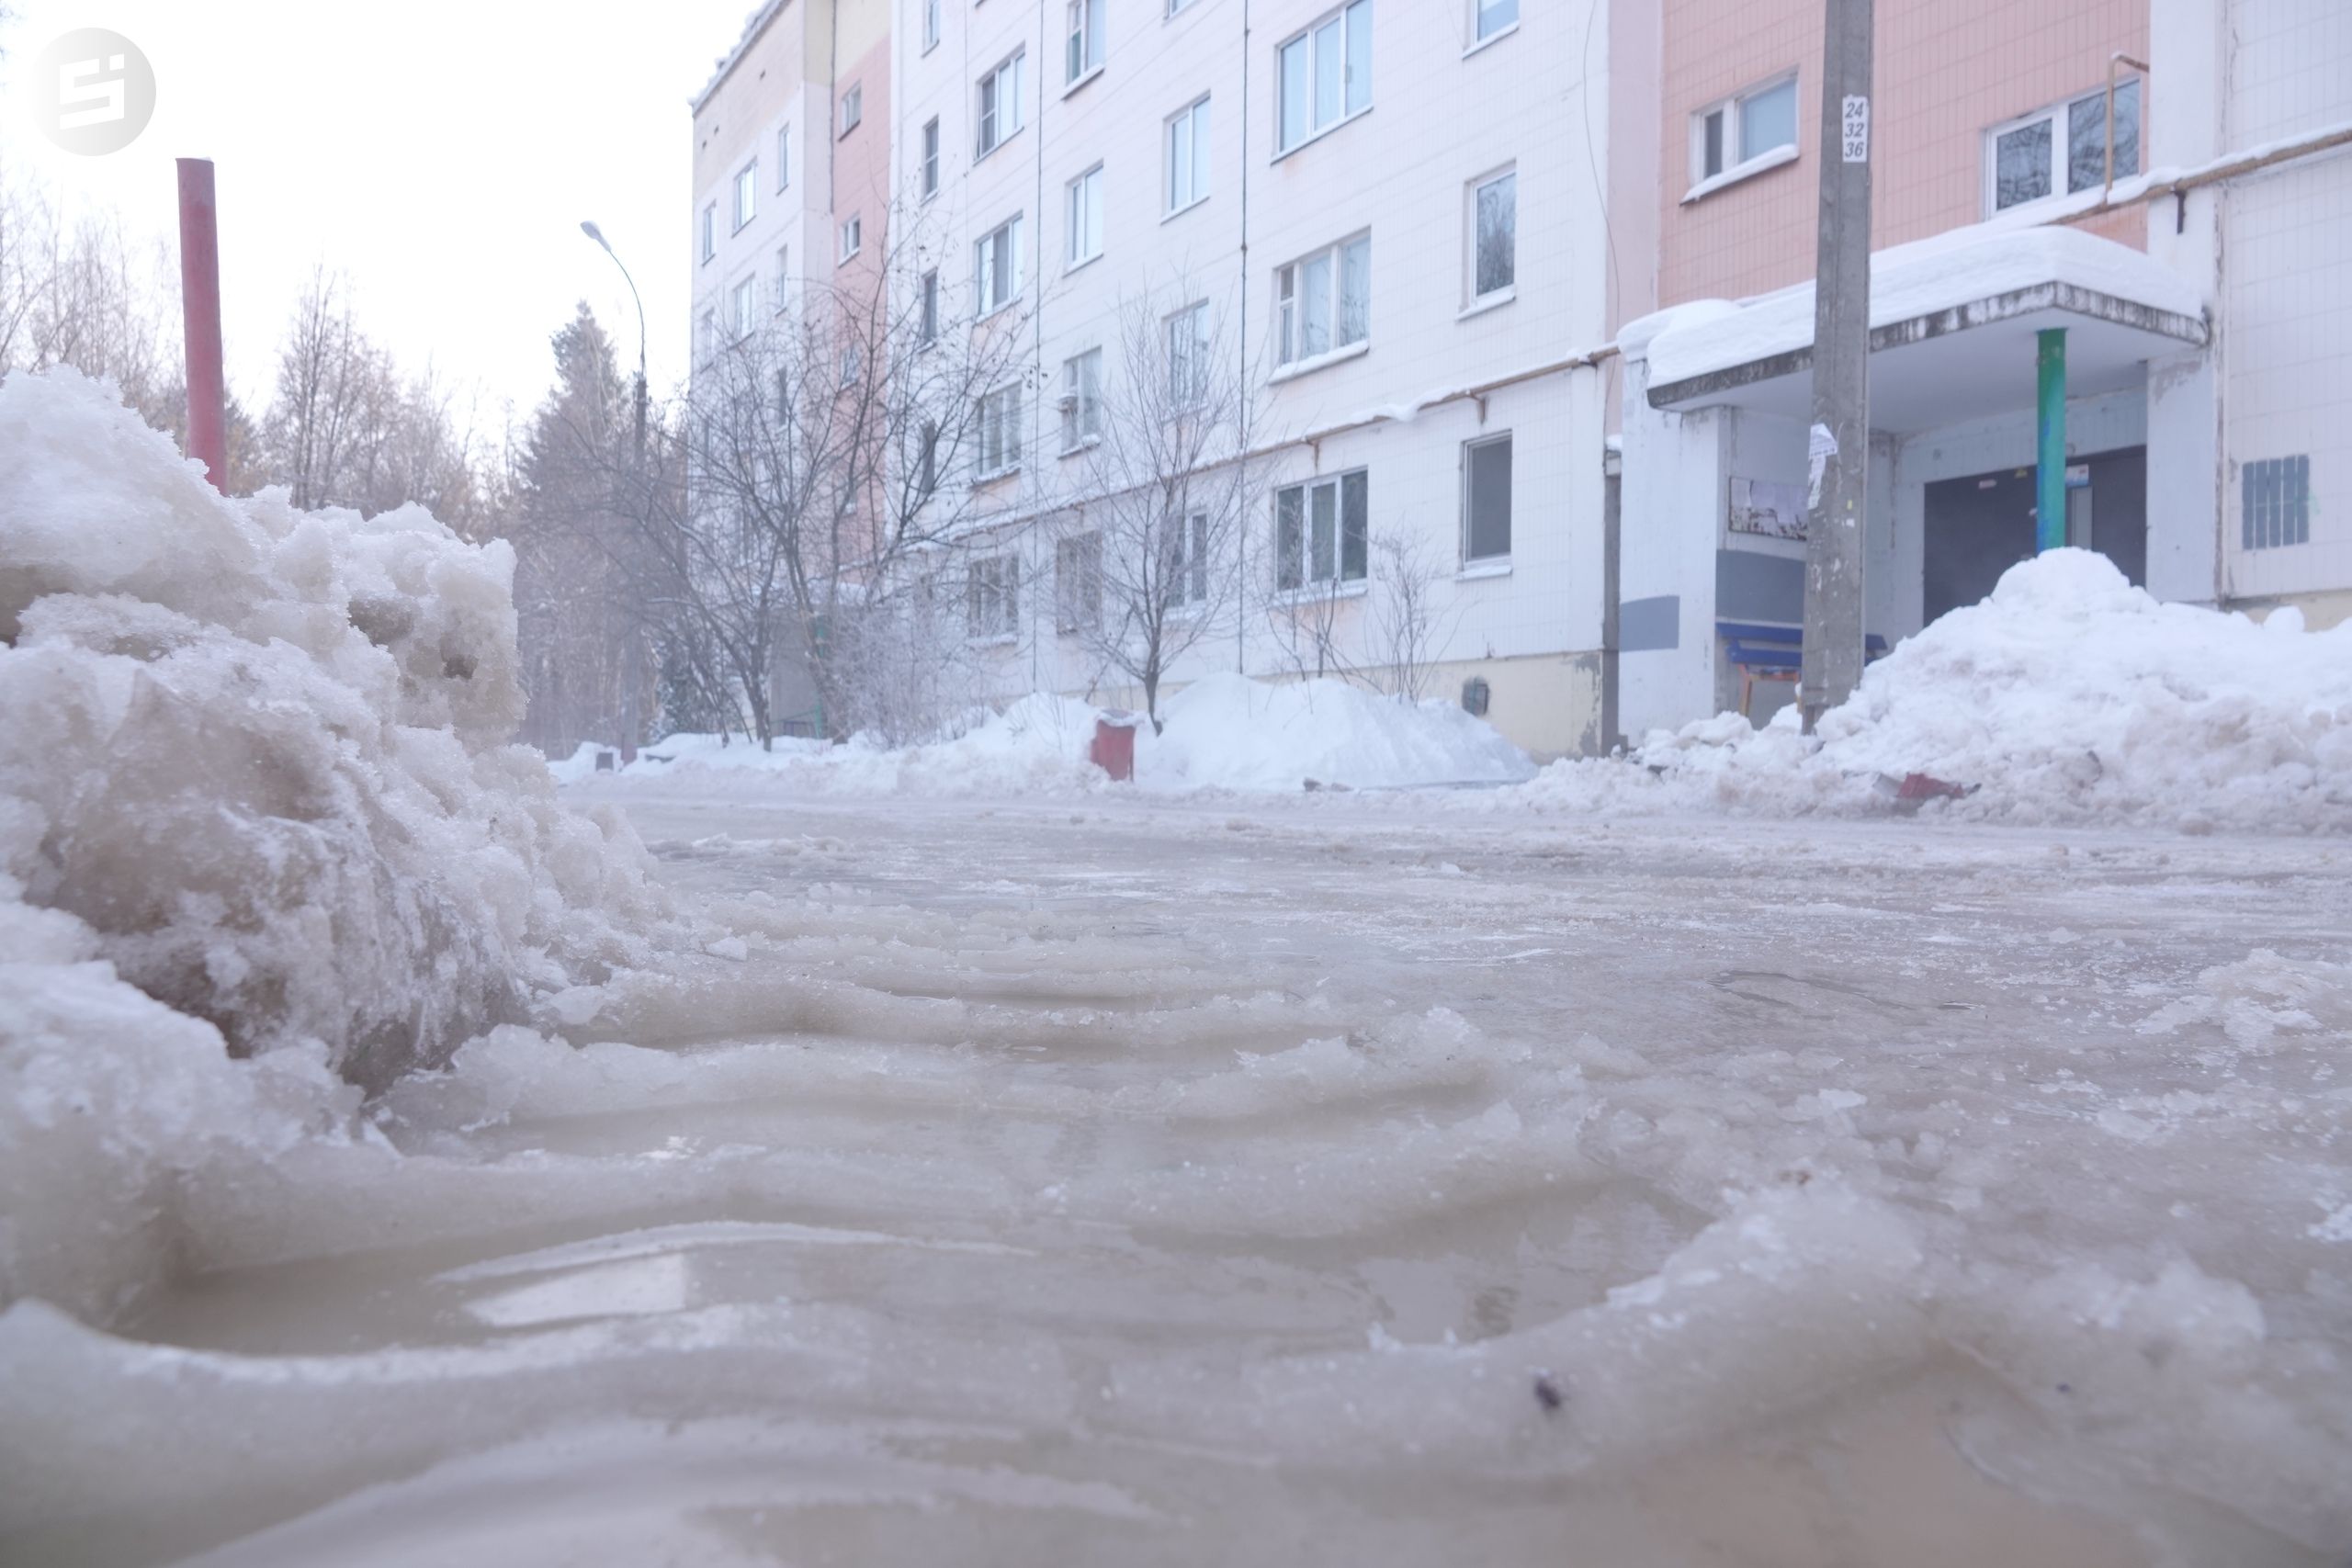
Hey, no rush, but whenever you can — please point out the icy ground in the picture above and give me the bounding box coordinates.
[9,785,2351,1566]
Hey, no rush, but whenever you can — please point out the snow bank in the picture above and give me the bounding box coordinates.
[1140,671,1536,792]
[566,677,1534,798]
[1513,550,2352,831]
[0,370,675,1315]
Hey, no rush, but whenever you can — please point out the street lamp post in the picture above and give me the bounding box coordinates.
[581,220,649,759]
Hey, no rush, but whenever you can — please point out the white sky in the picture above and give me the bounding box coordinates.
[1,0,755,427]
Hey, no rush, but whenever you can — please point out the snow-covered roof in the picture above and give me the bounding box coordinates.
[1639,226,2208,391]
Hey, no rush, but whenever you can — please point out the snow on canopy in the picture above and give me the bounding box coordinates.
[1511,548,2352,831]
[0,370,680,1311]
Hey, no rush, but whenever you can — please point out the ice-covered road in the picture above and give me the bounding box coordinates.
[13,789,2352,1566]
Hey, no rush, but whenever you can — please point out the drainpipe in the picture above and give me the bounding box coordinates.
[2036,328,2067,553]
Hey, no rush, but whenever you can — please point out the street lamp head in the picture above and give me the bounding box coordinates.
[580,220,612,254]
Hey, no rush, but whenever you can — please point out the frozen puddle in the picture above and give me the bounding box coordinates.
[6,797,2350,1565]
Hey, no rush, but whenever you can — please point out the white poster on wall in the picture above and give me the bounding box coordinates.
[1730,477,1809,541]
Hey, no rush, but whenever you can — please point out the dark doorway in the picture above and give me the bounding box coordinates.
[1923,446,2145,624]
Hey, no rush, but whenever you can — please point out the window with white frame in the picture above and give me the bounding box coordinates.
[1276,233,1370,366]
[1987,78,2141,213]
[923,0,941,52]
[1468,167,1515,302]
[919,268,939,343]
[1168,0,1198,16]
[1274,470,1368,590]
[734,164,758,230]
[840,83,863,135]
[1463,433,1512,561]
[698,307,718,364]
[1066,0,1105,84]
[1060,347,1102,450]
[776,126,791,189]
[1167,301,1211,406]
[968,554,1020,637]
[700,203,716,263]
[730,275,758,337]
[978,51,1027,158]
[1167,96,1211,213]
[839,213,863,261]
[1691,73,1797,186]
[773,246,789,310]
[1276,0,1372,154]
[841,341,863,385]
[1164,511,1210,605]
[974,215,1023,315]
[1056,531,1101,632]
[922,118,941,199]
[976,384,1023,476]
[1474,0,1517,42]
[1067,164,1103,266]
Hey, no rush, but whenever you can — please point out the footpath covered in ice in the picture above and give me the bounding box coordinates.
[3,376,2350,1566]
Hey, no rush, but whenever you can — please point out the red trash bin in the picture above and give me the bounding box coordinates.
[1091,713,1138,782]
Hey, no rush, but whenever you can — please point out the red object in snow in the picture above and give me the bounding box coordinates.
[1091,715,1138,781]
[1896,772,1969,802]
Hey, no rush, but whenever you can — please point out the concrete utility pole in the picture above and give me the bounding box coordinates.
[176,159,227,491]
[1800,0,1873,731]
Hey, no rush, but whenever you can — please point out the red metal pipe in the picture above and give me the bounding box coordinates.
[176,158,227,490]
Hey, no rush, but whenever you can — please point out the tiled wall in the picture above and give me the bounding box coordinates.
[1658,0,2149,306]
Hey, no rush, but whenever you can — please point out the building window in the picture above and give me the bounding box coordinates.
[1276,234,1370,366]
[700,203,717,263]
[923,0,941,52]
[1276,0,1372,154]
[698,307,718,364]
[1469,167,1515,302]
[1474,0,1517,42]
[978,51,1027,158]
[773,246,790,310]
[1067,164,1104,267]
[730,276,758,338]
[2243,456,2312,550]
[1060,347,1102,450]
[1165,510,1210,605]
[1167,301,1211,406]
[1987,79,2141,212]
[976,384,1023,477]
[974,215,1023,316]
[922,118,941,199]
[776,126,791,189]
[840,213,863,261]
[1057,531,1102,632]
[841,342,863,386]
[1692,73,1797,186]
[840,83,863,136]
[1067,0,1106,84]
[733,164,757,231]
[1463,433,1512,561]
[917,421,940,500]
[919,268,939,343]
[1275,470,1368,590]
[1167,96,1211,213]
[968,554,1020,637]
[1168,0,1198,16]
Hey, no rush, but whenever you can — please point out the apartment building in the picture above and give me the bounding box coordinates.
[1608,0,2351,736]
[888,0,1620,757]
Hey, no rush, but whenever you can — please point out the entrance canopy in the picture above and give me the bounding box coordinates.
[1643,227,2208,432]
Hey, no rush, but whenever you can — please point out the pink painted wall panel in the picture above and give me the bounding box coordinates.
[1659,0,2149,307]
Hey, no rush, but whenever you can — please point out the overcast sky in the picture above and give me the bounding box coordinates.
[3,0,755,425]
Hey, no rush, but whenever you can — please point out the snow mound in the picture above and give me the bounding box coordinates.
[1141,672,1536,792]
[0,370,674,1314]
[1513,550,2352,830]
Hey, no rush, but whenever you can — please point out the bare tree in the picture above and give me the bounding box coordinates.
[1063,288,1257,732]
[1368,529,1453,702]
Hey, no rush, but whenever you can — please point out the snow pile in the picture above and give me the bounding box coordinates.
[1140,671,1535,792]
[0,369,673,1314]
[566,676,1534,797]
[1514,550,2352,830]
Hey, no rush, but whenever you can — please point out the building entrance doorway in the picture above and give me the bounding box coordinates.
[1923,446,2146,625]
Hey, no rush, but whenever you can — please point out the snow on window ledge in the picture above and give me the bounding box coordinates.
[1269,580,1370,606]
[1462,22,1519,60]
[1681,142,1800,205]
[1057,434,1102,459]
[1062,65,1105,99]
[1456,558,1512,581]
[1458,288,1517,322]
[969,464,1022,488]
[1269,340,1371,386]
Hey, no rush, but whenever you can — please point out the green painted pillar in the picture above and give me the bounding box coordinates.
[2036,328,2068,553]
